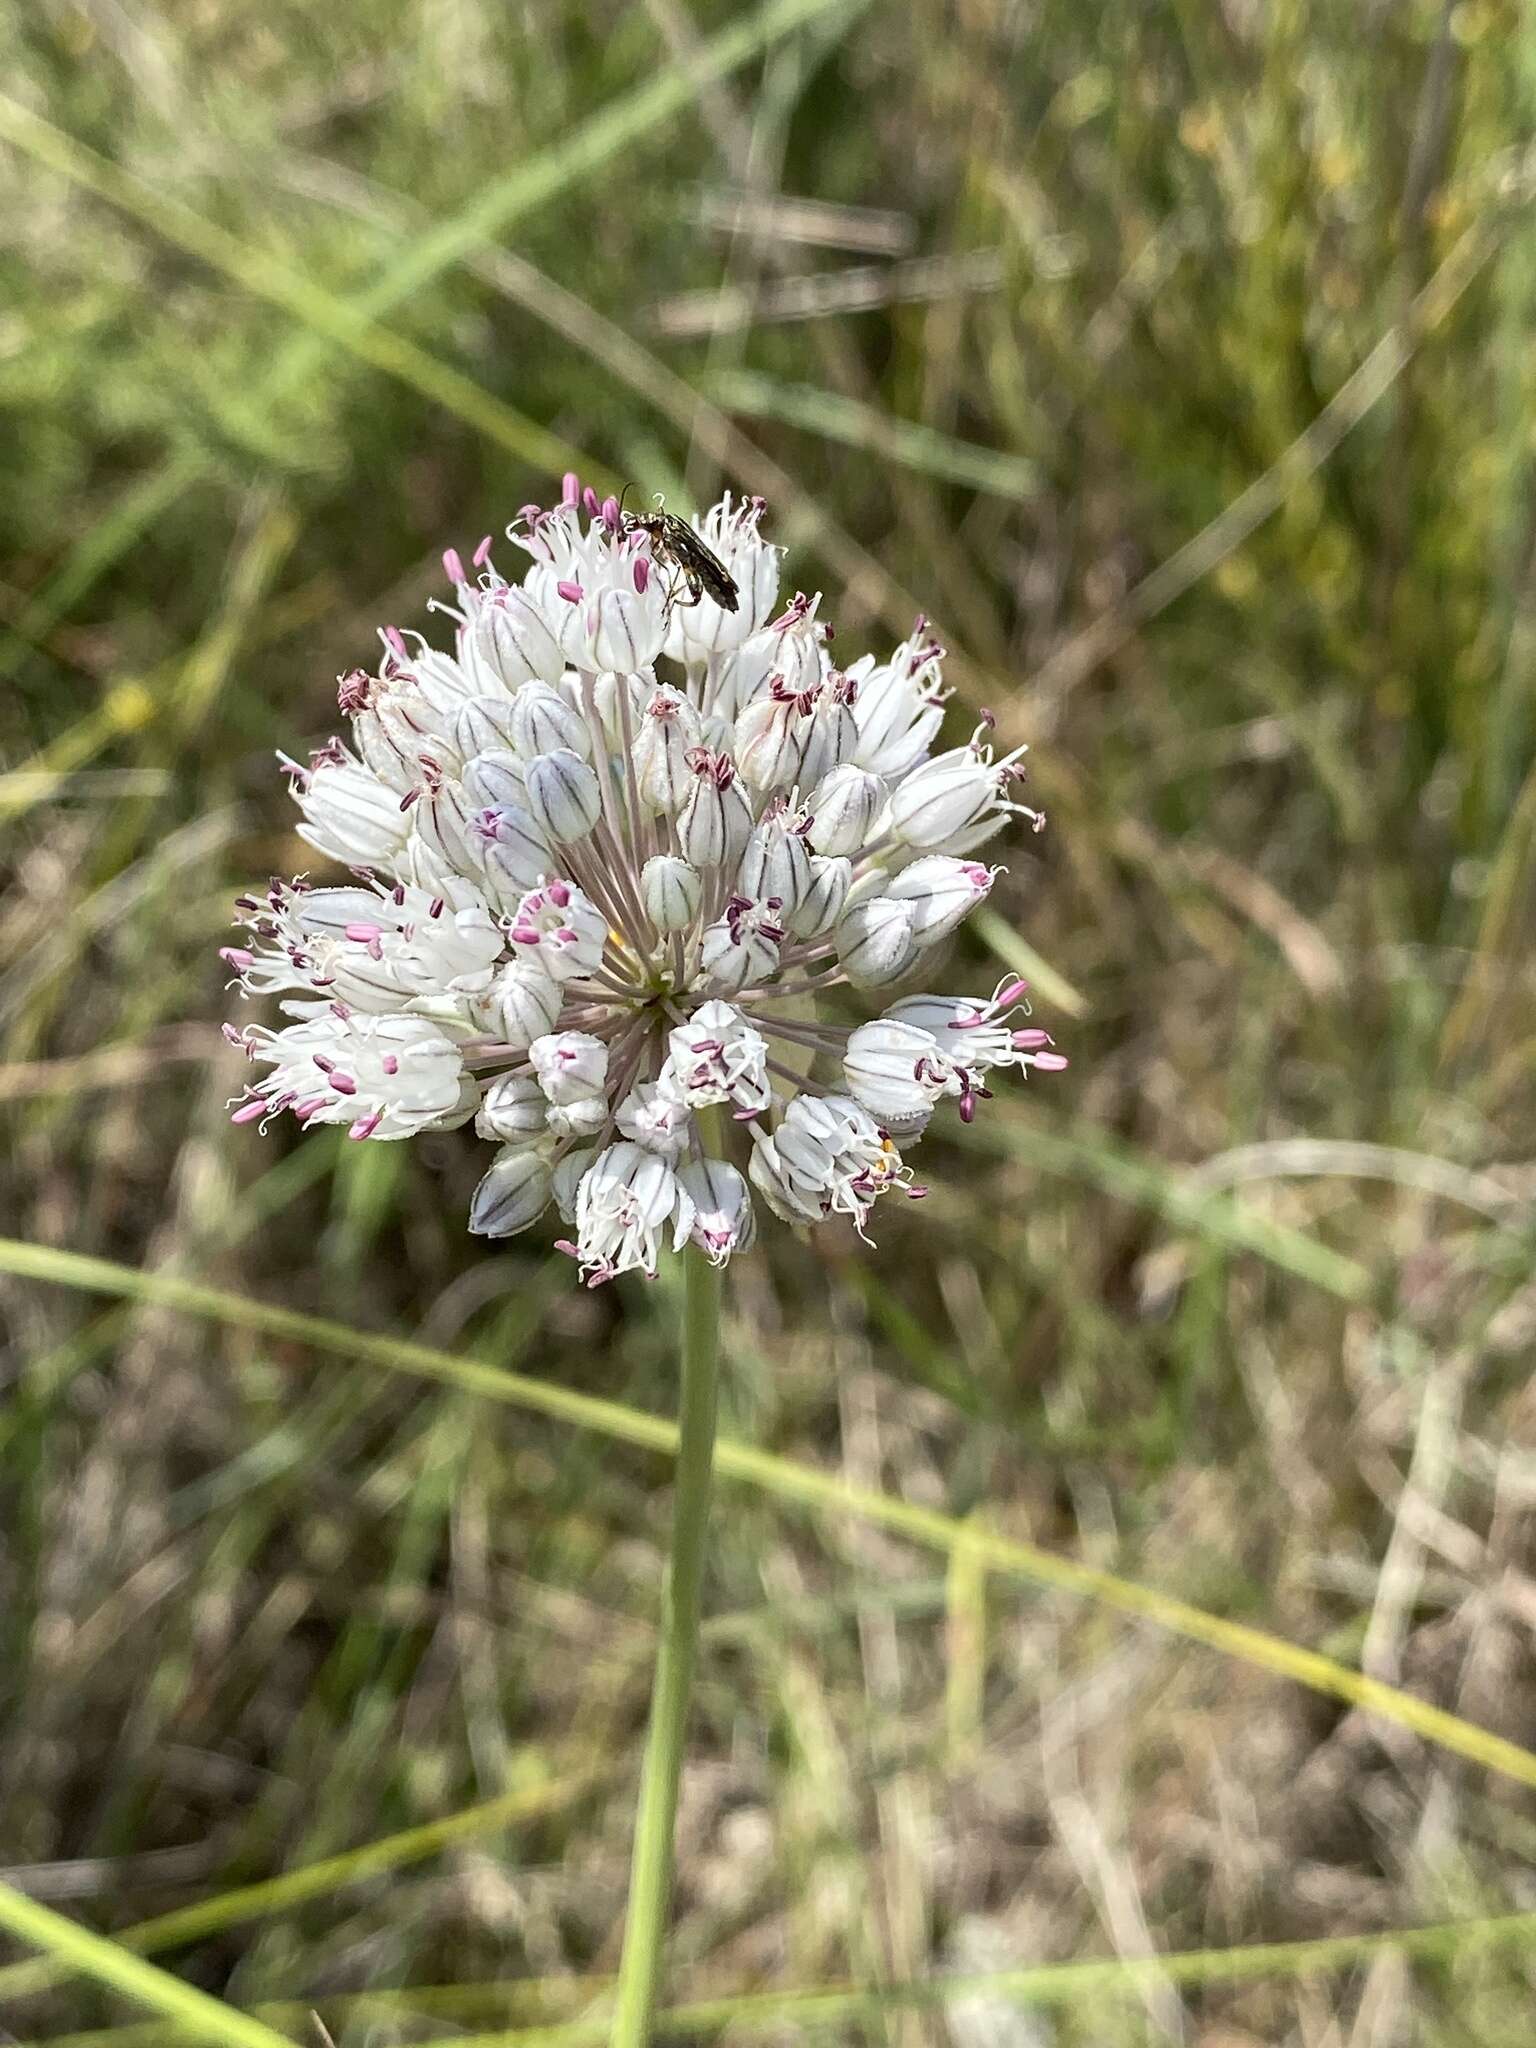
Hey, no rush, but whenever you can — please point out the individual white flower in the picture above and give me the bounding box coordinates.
[588,667,648,748]
[766,590,832,697]
[340,650,463,794]
[290,742,411,868]
[737,804,813,915]
[522,503,670,672]
[886,856,998,946]
[849,617,950,780]
[735,680,823,792]
[230,480,1063,1275]
[616,1081,693,1162]
[887,722,1042,850]
[679,1157,757,1264]
[748,1094,918,1239]
[473,797,557,897]
[676,747,753,867]
[804,670,860,786]
[454,581,566,692]
[789,854,853,939]
[842,1019,964,1125]
[886,979,1070,1080]
[224,879,498,1015]
[561,1141,696,1285]
[506,879,607,983]
[707,629,786,721]
[230,1009,471,1141]
[412,774,488,881]
[529,1030,610,1105]
[631,686,705,810]
[700,897,785,995]
[662,1002,771,1113]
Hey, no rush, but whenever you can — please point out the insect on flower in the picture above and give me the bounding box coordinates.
[621,491,740,619]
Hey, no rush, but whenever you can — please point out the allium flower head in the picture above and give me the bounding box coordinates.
[225,485,1063,1284]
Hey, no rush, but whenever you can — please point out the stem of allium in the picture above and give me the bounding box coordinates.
[609,1242,723,2048]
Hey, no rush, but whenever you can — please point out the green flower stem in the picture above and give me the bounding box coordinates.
[610,1246,724,2048]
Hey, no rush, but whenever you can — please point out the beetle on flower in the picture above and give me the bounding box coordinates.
[225,481,1064,1285]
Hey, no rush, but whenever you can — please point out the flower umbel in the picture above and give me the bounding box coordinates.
[226,485,1063,1282]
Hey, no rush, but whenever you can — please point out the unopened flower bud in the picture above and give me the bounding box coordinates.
[462,750,526,809]
[475,1073,549,1143]
[484,961,563,1046]
[806,763,885,857]
[546,1094,610,1139]
[789,854,852,938]
[453,694,519,759]
[641,854,703,933]
[469,1146,553,1237]
[552,1145,598,1223]
[835,896,918,987]
[524,749,603,843]
[511,680,592,760]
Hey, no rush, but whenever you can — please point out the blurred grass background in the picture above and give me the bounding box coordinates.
[3,0,1536,2041]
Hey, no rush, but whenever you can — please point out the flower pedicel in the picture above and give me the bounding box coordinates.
[224,481,1065,1283]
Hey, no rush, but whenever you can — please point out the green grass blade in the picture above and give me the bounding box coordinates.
[0,94,589,484]
[0,456,198,684]
[26,1906,1535,2048]
[4,1237,1533,1795]
[0,1883,294,2048]
[340,0,876,312]
[0,0,874,492]
[707,370,1042,500]
[961,1112,1372,1302]
[0,1760,610,2008]
[420,1906,1536,2045]
[970,906,1090,1017]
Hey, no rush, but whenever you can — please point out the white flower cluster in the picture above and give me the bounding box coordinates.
[225,481,1064,1285]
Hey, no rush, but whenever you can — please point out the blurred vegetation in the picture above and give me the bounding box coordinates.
[3,0,1536,2041]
